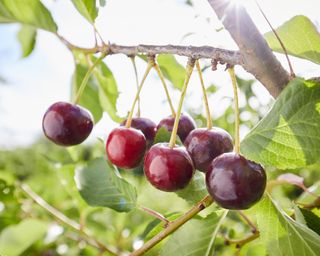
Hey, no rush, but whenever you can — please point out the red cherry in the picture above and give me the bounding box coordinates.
[106,127,146,169]
[206,152,266,209]
[157,113,196,142]
[144,143,195,192]
[42,102,93,146]
[184,127,233,172]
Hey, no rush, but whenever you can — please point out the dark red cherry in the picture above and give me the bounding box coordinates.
[42,102,93,146]
[184,127,233,172]
[120,117,156,147]
[144,143,195,192]
[157,113,196,142]
[206,152,266,210]
[106,127,146,169]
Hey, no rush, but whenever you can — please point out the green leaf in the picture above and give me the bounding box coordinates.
[153,126,182,145]
[71,0,98,24]
[253,196,320,256]
[160,211,228,256]
[241,78,320,169]
[157,54,186,90]
[264,15,320,64]
[17,25,37,58]
[176,172,208,204]
[0,0,57,32]
[299,207,320,236]
[0,219,48,256]
[72,64,103,123]
[297,181,320,206]
[75,158,137,212]
[93,57,123,122]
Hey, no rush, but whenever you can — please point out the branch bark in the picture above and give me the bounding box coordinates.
[207,0,290,97]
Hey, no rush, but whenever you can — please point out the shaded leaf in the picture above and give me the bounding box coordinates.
[17,25,37,58]
[0,0,57,32]
[176,172,208,204]
[299,207,320,236]
[0,219,48,256]
[71,0,98,24]
[241,78,320,169]
[253,195,320,256]
[72,63,103,123]
[264,15,320,64]
[75,158,137,212]
[160,211,228,256]
[153,126,182,145]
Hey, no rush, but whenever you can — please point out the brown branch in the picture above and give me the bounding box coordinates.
[207,0,290,97]
[57,35,242,66]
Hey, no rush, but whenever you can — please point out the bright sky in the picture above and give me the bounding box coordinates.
[0,0,319,148]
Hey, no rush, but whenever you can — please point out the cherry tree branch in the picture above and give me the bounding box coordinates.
[207,0,290,97]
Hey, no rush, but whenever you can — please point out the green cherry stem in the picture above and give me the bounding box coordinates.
[130,56,141,117]
[196,60,212,130]
[228,67,240,154]
[73,53,107,105]
[153,61,176,117]
[168,58,195,148]
[125,58,154,128]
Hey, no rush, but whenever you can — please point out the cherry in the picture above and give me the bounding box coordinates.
[106,127,146,169]
[144,143,195,192]
[206,152,266,209]
[184,127,233,172]
[157,113,196,142]
[42,102,93,146]
[120,117,156,147]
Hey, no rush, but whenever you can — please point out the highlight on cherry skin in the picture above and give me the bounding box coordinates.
[206,152,266,210]
[144,142,195,192]
[106,127,147,169]
[120,117,157,147]
[184,127,233,172]
[157,113,196,142]
[42,101,93,146]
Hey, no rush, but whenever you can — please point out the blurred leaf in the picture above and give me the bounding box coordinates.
[153,127,182,145]
[99,0,106,7]
[264,15,320,64]
[296,182,320,206]
[241,78,320,169]
[92,57,123,122]
[71,0,98,24]
[75,158,137,212]
[298,207,320,236]
[157,55,186,90]
[17,25,37,58]
[0,0,57,32]
[253,195,320,256]
[176,172,208,204]
[240,242,267,256]
[72,64,103,123]
[160,211,228,256]
[206,84,217,94]
[0,219,48,256]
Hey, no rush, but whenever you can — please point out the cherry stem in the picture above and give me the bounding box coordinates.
[196,60,212,129]
[138,205,169,226]
[125,57,154,128]
[130,56,141,117]
[228,67,240,154]
[19,183,120,256]
[73,53,107,105]
[153,62,176,117]
[237,210,258,233]
[131,195,213,256]
[168,58,195,148]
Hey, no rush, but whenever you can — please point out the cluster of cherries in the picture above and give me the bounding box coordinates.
[42,101,266,210]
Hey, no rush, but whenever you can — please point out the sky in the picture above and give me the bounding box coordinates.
[0,0,319,148]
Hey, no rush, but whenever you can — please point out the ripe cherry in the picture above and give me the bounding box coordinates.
[121,117,156,147]
[184,127,233,172]
[144,143,195,192]
[106,127,146,169]
[42,102,93,146]
[206,152,266,209]
[157,113,196,142]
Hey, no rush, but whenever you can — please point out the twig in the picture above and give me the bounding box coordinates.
[224,231,260,248]
[19,183,120,256]
[138,205,169,226]
[130,195,213,256]
[237,210,258,233]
